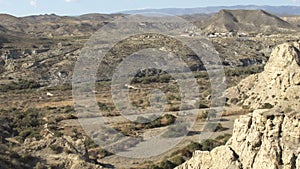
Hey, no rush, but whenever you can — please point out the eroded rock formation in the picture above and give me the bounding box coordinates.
[176,43,300,169]
[226,42,300,110]
[176,110,300,169]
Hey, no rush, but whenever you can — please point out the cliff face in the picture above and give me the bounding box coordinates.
[226,42,300,110]
[176,43,300,169]
[176,110,300,169]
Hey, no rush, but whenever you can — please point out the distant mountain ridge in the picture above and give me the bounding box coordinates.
[202,9,297,34]
[120,5,300,16]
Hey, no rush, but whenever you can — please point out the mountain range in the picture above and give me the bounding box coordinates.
[120,5,300,16]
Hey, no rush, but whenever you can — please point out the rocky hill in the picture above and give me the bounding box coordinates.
[226,42,300,110]
[281,16,300,27]
[19,123,103,169]
[176,109,300,169]
[0,13,123,37]
[175,42,300,169]
[203,10,297,34]
[0,11,298,85]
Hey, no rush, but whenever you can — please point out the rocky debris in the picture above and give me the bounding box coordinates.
[21,124,102,169]
[176,109,300,169]
[226,42,300,110]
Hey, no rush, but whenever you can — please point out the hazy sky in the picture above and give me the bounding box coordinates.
[0,0,299,16]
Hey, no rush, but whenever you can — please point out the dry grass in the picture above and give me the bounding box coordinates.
[36,100,74,109]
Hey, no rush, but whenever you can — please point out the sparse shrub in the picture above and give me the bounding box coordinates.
[0,79,42,92]
[200,139,216,151]
[113,114,176,138]
[260,103,274,109]
[18,128,41,141]
[160,160,176,169]
[21,152,36,162]
[35,162,47,169]
[49,144,63,154]
[84,137,98,149]
[53,131,63,137]
[198,111,208,120]
[149,164,161,169]
[63,147,72,154]
[242,105,250,109]
[171,155,185,166]
[203,123,226,132]
[47,84,72,91]
[98,102,109,111]
[215,133,232,144]
[186,142,202,151]
[62,105,75,114]
[168,105,180,111]
[65,114,78,119]
[162,123,188,138]
[284,106,293,113]
[145,114,176,129]
[159,74,171,83]
[198,102,209,108]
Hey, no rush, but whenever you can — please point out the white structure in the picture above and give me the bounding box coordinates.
[124,84,138,90]
[46,92,54,97]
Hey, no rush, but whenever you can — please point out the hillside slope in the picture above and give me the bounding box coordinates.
[226,42,300,110]
[203,10,297,33]
[176,43,300,169]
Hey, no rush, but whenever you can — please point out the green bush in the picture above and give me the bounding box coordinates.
[1,108,44,142]
[186,142,202,151]
[200,139,216,151]
[149,164,161,169]
[171,155,185,166]
[53,131,63,137]
[151,134,232,168]
[144,114,176,129]
[160,160,176,169]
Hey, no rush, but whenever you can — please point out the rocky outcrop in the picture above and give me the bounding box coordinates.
[21,124,102,169]
[176,43,300,169]
[175,109,300,169]
[226,42,300,110]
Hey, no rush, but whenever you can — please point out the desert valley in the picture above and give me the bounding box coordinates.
[0,6,299,169]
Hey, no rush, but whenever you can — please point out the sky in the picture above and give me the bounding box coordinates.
[0,0,299,16]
